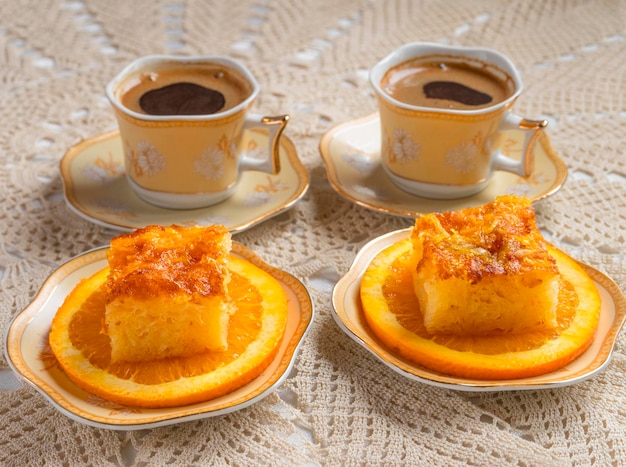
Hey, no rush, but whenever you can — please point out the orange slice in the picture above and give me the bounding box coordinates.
[360,238,601,380]
[49,255,288,408]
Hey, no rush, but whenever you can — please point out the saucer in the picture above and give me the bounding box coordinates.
[319,114,568,216]
[5,243,314,430]
[332,228,626,391]
[61,130,309,232]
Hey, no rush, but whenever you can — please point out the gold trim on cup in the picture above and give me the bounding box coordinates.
[261,114,290,175]
[519,118,549,178]
[112,104,252,128]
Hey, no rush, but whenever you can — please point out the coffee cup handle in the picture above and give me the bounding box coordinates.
[239,114,290,175]
[492,113,548,177]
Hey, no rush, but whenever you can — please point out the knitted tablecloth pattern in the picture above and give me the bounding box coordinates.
[0,1,625,465]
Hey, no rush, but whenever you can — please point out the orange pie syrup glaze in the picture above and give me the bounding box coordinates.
[383,251,578,355]
[68,271,262,385]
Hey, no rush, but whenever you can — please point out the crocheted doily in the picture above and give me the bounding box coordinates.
[1,1,624,465]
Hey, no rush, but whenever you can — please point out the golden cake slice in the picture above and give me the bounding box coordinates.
[410,195,560,336]
[49,238,290,408]
[360,237,601,380]
[104,224,233,363]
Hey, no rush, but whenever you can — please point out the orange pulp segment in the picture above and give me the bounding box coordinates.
[49,255,288,408]
[360,238,601,380]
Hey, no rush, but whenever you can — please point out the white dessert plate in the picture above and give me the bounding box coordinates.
[5,243,314,430]
[332,228,626,391]
[61,130,309,232]
[320,114,568,216]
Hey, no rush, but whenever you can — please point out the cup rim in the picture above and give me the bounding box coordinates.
[369,42,524,115]
[105,54,260,121]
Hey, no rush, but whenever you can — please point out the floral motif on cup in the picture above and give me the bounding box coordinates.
[195,147,225,181]
[194,134,237,180]
[445,141,479,174]
[445,131,488,174]
[389,129,420,164]
[218,134,237,160]
[125,141,166,177]
[244,139,263,161]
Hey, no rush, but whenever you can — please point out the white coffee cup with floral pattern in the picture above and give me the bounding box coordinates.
[106,55,288,209]
[370,42,547,199]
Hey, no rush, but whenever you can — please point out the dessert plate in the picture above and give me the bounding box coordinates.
[61,130,309,232]
[320,114,568,216]
[332,229,626,391]
[5,243,314,430]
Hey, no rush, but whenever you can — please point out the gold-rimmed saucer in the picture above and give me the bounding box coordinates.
[5,243,314,430]
[320,113,567,216]
[61,130,309,232]
[332,229,626,391]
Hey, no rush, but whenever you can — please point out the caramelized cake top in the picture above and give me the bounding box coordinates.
[106,224,231,301]
[411,195,558,283]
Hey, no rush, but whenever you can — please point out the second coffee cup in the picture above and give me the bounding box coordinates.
[106,55,289,209]
[370,42,547,199]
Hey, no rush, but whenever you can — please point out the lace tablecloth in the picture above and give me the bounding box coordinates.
[1,1,625,465]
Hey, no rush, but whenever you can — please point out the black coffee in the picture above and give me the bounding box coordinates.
[139,82,225,115]
[119,63,253,116]
[380,58,512,110]
[423,81,492,106]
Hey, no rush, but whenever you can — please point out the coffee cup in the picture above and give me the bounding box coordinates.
[106,55,289,209]
[369,42,547,199]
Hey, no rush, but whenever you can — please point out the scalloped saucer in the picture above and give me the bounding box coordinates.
[332,229,626,391]
[320,114,568,217]
[61,130,309,233]
[5,243,314,430]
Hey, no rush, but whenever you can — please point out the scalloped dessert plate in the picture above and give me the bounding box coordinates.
[5,243,314,430]
[320,114,567,217]
[61,129,309,232]
[332,228,626,391]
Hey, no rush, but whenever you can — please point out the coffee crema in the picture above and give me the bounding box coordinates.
[119,63,253,116]
[380,58,513,110]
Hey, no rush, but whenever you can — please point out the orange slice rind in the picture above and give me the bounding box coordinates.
[360,238,601,380]
[49,255,288,408]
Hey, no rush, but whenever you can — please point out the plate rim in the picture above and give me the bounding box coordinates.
[60,129,310,233]
[5,243,314,430]
[319,113,568,218]
[331,228,626,391]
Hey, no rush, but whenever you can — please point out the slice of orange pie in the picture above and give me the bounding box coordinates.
[104,224,233,363]
[360,195,602,380]
[49,224,288,408]
[411,195,559,336]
